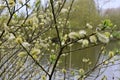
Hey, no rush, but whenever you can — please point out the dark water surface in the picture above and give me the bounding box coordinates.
[58,41,120,80]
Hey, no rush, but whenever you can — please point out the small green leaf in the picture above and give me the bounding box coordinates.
[102,19,113,28]
[50,54,56,63]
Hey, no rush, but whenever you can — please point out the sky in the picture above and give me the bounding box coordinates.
[5,0,119,14]
[41,0,48,9]
[22,0,120,11]
[41,0,120,10]
[95,0,120,9]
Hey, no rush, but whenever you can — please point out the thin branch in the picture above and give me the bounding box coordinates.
[4,0,11,15]
[20,43,50,76]
[64,0,74,28]
[0,49,20,69]
[0,30,5,39]
[56,0,67,17]
[49,47,64,80]
[14,0,30,13]
[50,0,62,47]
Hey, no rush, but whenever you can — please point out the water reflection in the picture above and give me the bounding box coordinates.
[87,56,120,80]
[59,41,120,80]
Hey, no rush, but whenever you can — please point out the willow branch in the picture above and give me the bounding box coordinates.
[50,0,62,47]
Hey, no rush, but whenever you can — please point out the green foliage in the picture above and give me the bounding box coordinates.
[102,19,113,28]
[50,54,57,63]
[68,0,100,27]
[112,31,120,38]
[103,8,120,29]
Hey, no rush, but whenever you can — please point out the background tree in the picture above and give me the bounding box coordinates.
[68,0,100,28]
[103,7,120,29]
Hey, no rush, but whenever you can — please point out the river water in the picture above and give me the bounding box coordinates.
[58,41,120,80]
